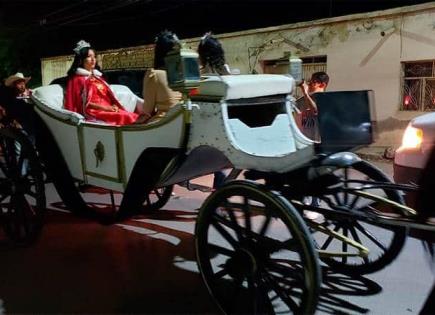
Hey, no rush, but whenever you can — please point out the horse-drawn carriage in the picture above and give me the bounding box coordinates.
[0,51,426,314]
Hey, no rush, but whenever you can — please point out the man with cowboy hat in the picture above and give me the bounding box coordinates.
[4,72,32,99]
[0,72,35,135]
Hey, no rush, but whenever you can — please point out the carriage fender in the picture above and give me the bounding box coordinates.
[320,152,362,167]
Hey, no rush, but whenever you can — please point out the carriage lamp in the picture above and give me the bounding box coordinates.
[165,48,200,93]
[400,125,423,150]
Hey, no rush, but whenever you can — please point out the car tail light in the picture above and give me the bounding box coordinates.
[400,125,423,149]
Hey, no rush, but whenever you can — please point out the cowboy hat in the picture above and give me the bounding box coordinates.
[4,72,31,87]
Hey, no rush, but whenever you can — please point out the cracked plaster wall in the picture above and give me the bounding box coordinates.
[212,5,435,134]
[41,4,435,147]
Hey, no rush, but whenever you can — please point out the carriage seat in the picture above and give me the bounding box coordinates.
[31,84,144,125]
[110,84,144,113]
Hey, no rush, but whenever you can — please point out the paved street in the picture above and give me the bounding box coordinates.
[0,161,433,314]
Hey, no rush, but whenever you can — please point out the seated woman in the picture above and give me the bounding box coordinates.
[65,40,148,125]
[142,30,182,123]
[198,32,231,76]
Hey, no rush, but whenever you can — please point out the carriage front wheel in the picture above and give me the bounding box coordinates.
[0,128,45,244]
[195,180,321,315]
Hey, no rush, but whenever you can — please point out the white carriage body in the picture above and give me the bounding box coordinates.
[190,75,314,172]
[31,74,315,192]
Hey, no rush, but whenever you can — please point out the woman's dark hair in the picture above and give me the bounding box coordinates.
[67,46,101,77]
[198,32,229,75]
[154,30,180,69]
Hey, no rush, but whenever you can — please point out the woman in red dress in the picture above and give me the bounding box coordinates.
[65,40,147,125]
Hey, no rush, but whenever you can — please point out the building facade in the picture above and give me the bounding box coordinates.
[41,2,435,147]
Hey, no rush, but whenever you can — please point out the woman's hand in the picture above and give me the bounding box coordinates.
[88,102,119,112]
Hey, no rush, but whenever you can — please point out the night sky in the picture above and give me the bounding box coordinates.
[0,0,433,82]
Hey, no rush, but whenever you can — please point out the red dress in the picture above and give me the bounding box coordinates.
[64,70,138,125]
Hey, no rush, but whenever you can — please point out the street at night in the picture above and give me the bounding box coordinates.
[0,162,433,314]
[1,1,435,314]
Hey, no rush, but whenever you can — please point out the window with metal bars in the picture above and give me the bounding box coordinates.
[402,61,435,111]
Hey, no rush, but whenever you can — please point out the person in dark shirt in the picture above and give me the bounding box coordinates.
[295,71,329,142]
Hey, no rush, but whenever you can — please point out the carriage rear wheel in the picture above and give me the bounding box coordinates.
[0,128,45,244]
[309,160,406,274]
[143,185,174,212]
[195,181,321,315]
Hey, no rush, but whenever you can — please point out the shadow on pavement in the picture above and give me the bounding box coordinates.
[0,207,219,314]
[0,204,385,314]
[317,268,382,314]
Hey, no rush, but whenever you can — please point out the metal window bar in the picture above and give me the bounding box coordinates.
[402,61,435,111]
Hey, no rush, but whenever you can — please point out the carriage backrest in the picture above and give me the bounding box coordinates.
[32,84,85,123]
[32,83,144,124]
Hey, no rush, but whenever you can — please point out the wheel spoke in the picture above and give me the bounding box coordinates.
[259,214,272,236]
[348,193,360,209]
[258,234,299,253]
[225,276,244,313]
[213,210,244,240]
[342,227,348,264]
[263,273,300,313]
[214,268,229,280]
[252,274,275,315]
[225,204,243,241]
[349,226,370,264]
[267,259,305,283]
[211,219,239,249]
[208,243,235,257]
[332,193,343,206]
[355,222,387,252]
[242,196,252,238]
[214,212,294,252]
[320,224,341,250]
[247,274,257,312]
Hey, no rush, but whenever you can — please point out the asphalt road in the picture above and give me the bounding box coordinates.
[0,161,433,314]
